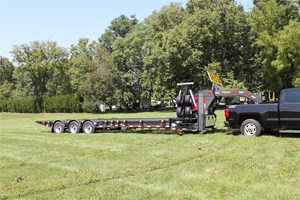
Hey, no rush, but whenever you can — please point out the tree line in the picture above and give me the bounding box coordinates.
[0,0,299,112]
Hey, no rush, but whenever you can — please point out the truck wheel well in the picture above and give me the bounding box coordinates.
[239,115,261,126]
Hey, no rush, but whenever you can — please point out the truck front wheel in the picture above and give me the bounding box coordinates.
[241,119,262,137]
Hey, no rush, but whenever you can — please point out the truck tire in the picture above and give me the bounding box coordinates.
[240,119,262,137]
[68,121,80,134]
[53,121,65,133]
[82,121,95,133]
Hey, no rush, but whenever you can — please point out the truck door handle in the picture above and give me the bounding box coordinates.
[281,106,289,109]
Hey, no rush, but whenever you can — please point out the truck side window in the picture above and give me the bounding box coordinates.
[284,89,300,103]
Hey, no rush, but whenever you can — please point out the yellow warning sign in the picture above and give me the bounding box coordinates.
[207,71,223,86]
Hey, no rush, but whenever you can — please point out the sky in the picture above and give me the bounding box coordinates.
[0,0,253,60]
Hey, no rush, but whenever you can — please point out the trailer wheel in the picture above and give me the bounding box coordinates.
[82,121,95,134]
[241,119,262,137]
[53,121,65,133]
[68,121,80,134]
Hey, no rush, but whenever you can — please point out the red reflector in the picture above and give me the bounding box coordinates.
[225,108,229,118]
[244,92,252,97]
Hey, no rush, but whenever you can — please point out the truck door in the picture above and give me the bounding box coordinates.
[279,88,300,129]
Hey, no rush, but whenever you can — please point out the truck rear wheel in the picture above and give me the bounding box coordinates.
[68,121,80,134]
[241,119,262,137]
[82,121,95,133]
[53,121,65,133]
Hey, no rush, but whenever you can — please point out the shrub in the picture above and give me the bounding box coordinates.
[0,98,37,113]
[43,95,81,113]
[0,99,8,112]
[0,95,81,113]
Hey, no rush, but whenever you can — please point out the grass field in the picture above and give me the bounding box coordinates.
[0,110,299,199]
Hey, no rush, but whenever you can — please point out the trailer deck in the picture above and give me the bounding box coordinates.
[36,118,177,133]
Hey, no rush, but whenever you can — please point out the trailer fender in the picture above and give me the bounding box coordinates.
[67,120,82,128]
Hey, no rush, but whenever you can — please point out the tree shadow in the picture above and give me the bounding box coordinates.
[93,126,231,136]
[93,129,200,136]
[225,130,241,136]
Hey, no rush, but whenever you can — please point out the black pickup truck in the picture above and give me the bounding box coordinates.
[225,88,300,136]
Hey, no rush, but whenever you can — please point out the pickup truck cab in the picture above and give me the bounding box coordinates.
[225,88,300,136]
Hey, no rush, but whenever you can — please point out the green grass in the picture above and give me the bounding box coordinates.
[0,110,299,199]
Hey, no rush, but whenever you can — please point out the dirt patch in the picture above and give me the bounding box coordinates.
[16,176,24,183]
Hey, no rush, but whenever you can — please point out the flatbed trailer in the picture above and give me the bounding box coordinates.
[37,118,176,134]
[36,72,262,134]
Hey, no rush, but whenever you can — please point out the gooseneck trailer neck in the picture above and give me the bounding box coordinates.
[36,72,262,134]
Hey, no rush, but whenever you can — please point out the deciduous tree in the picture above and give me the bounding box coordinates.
[11,41,70,110]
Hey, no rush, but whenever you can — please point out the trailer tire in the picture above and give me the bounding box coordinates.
[82,121,95,134]
[53,121,65,133]
[241,119,262,137]
[176,95,184,106]
[184,106,193,118]
[68,121,80,134]
[184,95,192,106]
[176,107,184,118]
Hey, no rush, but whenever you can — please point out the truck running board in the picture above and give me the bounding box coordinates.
[279,130,300,133]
